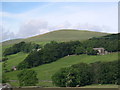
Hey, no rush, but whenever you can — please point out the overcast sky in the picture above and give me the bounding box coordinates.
[1,2,118,41]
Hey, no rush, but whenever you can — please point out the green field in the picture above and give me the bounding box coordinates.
[2,29,108,46]
[5,52,118,87]
[5,52,28,71]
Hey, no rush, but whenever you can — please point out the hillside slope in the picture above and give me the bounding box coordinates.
[2,29,109,46]
[5,52,28,71]
[5,52,118,87]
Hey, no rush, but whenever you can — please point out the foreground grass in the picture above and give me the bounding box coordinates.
[80,84,119,88]
[5,52,118,87]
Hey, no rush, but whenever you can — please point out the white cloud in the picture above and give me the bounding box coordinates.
[17,19,48,38]
[1,19,117,41]
[1,2,118,41]
[0,26,16,42]
[73,23,117,33]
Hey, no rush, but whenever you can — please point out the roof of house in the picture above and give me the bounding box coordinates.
[93,48,105,50]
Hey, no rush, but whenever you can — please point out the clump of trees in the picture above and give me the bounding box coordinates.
[3,41,40,56]
[86,47,98,55]
[17,69,38,86]
[17,50,44,69]
[52,60,119,87]
[52,63,93,87]
[83,33,120,52]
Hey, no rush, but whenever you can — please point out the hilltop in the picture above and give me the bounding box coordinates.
[2,29,109,46]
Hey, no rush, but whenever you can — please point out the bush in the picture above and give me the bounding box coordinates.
[86,47,98,55]
[17,69,38,86]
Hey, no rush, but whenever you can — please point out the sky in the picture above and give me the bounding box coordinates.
[0,2,118,41]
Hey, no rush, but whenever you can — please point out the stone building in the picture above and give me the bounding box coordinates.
[93,48,108,55]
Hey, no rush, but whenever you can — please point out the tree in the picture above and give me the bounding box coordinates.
[75,46,86,55]
[3,41,41,56]
[2,73,9,83]
[52,63,93,87]
[86,47,98,55]
[98,61,119,84]
[17,69,38,86]
[71,63,93,86]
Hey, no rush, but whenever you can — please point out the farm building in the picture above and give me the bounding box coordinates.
[93,48,108,55]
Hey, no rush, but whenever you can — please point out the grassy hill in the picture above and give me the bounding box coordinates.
[2,39,23,46]
[26,29,108,43]
[5,52,118,87]
[2,29,109,46]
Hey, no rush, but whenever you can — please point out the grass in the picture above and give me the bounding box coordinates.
[26,29,108,42]
[5,52,28,71]
[80,84,119,88]
[37,81,54,87]
[5,52,118,87]
[2,44,13,53]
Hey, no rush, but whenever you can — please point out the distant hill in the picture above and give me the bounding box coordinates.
[26,29,109,42]
[2,39,23,46]
[2,29,109,46]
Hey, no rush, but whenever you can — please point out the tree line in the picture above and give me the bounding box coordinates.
[17,41,99,70]
[52,60,120,87]
[3,41,40,56]
[83,33,120,52]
